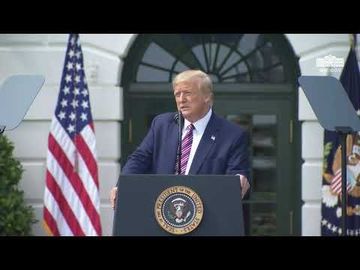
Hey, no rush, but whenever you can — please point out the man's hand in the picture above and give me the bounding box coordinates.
[110,187,118,210]
[239,175,250,198]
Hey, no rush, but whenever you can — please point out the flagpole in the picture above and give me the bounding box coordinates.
[339,131,348,236]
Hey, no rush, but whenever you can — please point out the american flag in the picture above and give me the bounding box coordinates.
[43,34,102,236]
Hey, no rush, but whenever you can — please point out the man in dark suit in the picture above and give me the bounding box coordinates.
[110,69,250,208]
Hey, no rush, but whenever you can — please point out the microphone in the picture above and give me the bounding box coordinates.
[174,111,183,174]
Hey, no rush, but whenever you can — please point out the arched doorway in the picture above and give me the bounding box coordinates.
[121,34,301,235]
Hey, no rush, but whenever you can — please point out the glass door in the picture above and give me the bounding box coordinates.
[213,98,294,235]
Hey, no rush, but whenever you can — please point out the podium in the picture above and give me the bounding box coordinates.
[112,175,244,236]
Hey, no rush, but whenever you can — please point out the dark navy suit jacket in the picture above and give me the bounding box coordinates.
[121,112,250,182]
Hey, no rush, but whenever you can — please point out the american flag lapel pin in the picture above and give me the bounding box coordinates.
[211,135,215,141]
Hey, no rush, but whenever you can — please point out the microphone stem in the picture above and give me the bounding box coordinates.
[178,112,182,174]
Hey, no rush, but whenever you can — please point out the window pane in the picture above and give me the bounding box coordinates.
[137,64,170,82]
[250,203,277,236]
[142,42,176,69]
[135,34,287,85]
[227,113,278,235]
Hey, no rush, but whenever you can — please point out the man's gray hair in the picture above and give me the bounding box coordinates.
[173,70,213,95]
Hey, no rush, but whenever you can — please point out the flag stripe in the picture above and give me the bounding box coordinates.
[47,151,95,235]
[43,204,60,236]
[76,155,101,219]
[50,117,77,166]
[48,135,100,235]
[73,146,101,217]
[44,185,73,236]
[50,119,100,210]
[76,130,99,188]
[45,171,84,236]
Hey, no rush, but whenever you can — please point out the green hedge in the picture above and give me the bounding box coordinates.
[0,134,36,235]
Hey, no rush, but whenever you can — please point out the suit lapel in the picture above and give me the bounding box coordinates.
[189,113,220,174]
[165,121,179,173]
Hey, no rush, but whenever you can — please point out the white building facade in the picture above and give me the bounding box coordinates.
[0,34,352,236]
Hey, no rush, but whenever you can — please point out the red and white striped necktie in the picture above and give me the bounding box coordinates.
[176,124,194,175]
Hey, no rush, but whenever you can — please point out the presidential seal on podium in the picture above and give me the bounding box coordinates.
[154,185,203,235]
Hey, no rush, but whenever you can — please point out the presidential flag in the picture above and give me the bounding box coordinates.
[321,36,360,236]
[43,34,102,236]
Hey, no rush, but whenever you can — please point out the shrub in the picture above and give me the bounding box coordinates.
[0,134,36,235]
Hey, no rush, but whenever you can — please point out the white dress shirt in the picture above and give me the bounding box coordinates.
[182,108,212,175]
